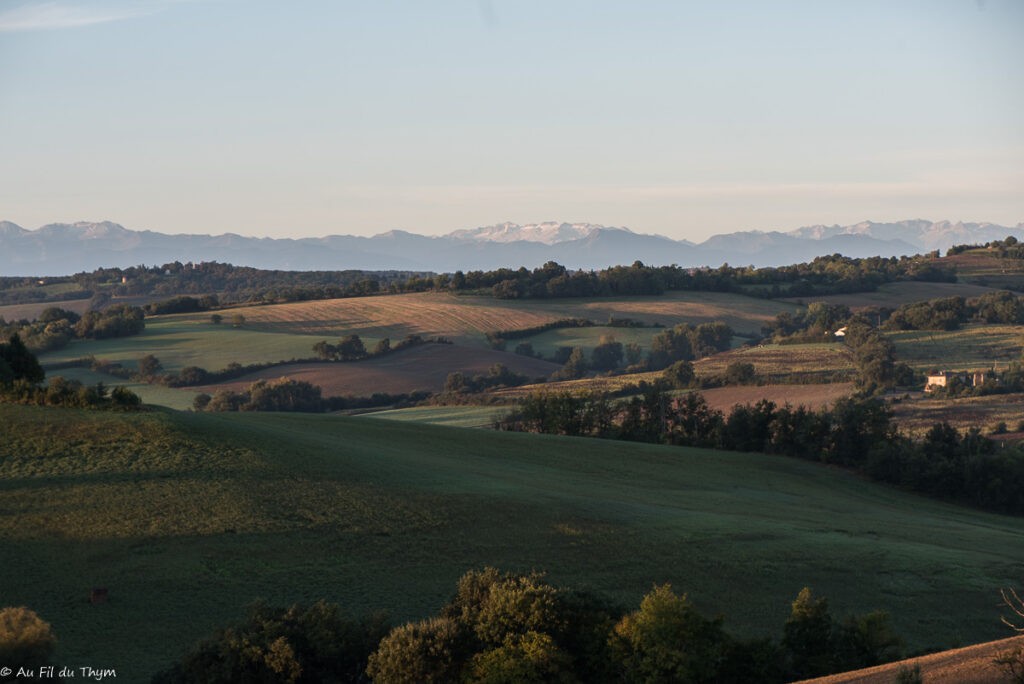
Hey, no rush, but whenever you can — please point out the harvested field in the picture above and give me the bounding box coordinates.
[798,634,1024,684]
[228,290,797,344]
[492,343,857,399]
[693,342,855,380]
[888,325,1024,371]
[890,392,1024,436]
[944,249,1024,289]
[694,383,854,413]
[0,294,178,322]
[779,280,1000,309]
[194,343,561,397]
[219,292,562,344]
[0,297,93,321]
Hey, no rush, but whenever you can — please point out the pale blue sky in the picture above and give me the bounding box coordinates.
[1,0,1022,240]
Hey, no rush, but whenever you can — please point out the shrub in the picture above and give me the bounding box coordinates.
[0,607,56,678]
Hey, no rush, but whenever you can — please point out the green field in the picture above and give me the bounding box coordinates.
[47,366,200,410]
[516,325,660,357]
[1,405,1021,681]
[37,315,335,372]
[362,405,507,428]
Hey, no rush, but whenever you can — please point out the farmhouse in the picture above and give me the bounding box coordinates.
[925,372,949,392]
[924,370,989,393]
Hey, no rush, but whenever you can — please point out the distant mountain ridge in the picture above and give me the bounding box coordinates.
[1,219,1021,275]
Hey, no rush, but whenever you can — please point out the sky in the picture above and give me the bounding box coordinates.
[1,0,1022,242]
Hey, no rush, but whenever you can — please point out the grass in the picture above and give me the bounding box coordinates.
[516,325,659,357]
[192,344,559,398]
[362,405,508,428]
[1,404,1021,682]
[37,315,329,372]
[46,366,200,411]
[888,325,1024,372]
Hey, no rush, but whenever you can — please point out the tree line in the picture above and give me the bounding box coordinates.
[496,388,1024,516]
[150,568,908,683]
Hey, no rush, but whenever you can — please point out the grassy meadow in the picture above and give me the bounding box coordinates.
[516,324,660,357]
[38,315,328,372]
[1,404,1022,681]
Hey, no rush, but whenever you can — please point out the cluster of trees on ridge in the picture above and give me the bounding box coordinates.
[1,242,980,319]
[496,388,1024,516]
[0,305,145,353]
[141,568,907,683]
[0,263,430,307]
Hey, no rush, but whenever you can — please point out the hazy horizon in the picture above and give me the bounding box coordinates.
[2,1,1022,242]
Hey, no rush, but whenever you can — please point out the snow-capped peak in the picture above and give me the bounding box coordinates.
[446,222,631,245]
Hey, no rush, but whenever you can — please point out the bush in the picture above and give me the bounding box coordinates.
[154,601,388,684]
[0,607,56,678]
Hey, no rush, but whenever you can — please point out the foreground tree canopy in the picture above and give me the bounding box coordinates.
[155,569,906,683]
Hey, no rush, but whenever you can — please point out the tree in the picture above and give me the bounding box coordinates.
[624,342,643,367]
[554,347,588,380]
[0,607,56,679]
[374,338,391,355]
[0,334,44,385]
[230,313,246,328]
[590,337,624,372]
[609,584,729,683]
[648,326,693,370]
[154,601,388,684]
[468,632,577,684]
[138,354,163,379]
[782,588,834,679]
[366,617,469,683]
[721,362,756,385]
[662,360,695,389]
[996,587,1024,682]
[210,313,223,325]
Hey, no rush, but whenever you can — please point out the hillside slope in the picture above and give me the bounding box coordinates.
[1,405,1021,680]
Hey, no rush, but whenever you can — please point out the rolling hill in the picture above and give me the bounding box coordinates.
[1,405,1021,679]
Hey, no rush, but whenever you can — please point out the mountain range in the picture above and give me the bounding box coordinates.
[1,219,1022,276]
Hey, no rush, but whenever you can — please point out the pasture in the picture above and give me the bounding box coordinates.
[515,324,660,357]
[363,405,507,428]
[48,366,199,410]
[1,405,1020,680]
[37,315,325,372]
[192,344,560,397]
